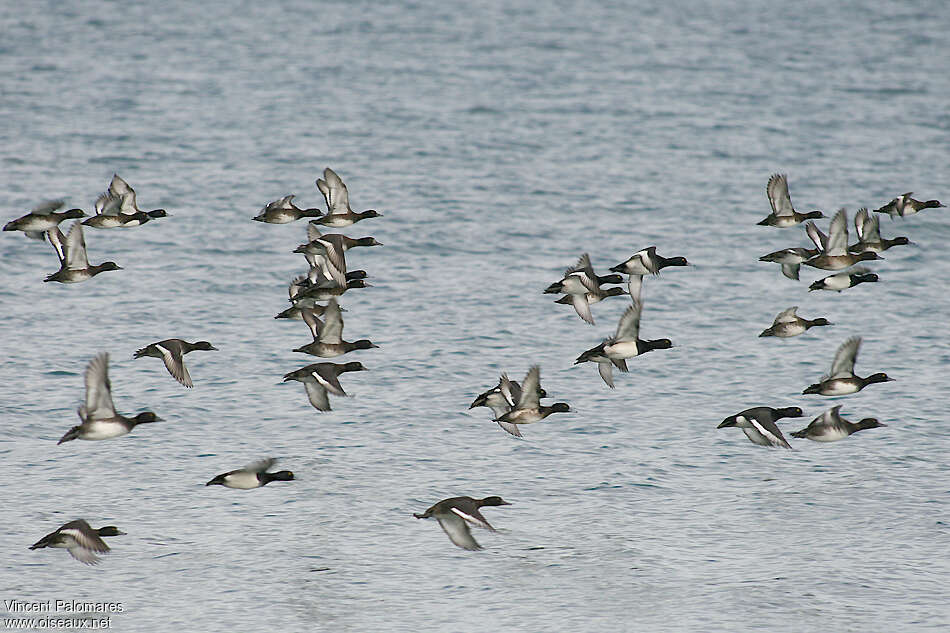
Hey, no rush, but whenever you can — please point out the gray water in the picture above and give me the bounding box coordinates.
[1,1,948,631]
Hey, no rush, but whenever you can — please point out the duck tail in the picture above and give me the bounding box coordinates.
[790,429,807,439]
[57,426,80,444]
[802,384,821,395]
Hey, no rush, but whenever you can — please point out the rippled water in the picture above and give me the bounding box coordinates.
[2,1,949,631]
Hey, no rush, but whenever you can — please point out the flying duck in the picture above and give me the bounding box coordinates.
[803,336,894,396]
[494,366,570,425]
[790,405,886,442]
[30,519,125,565]
[311,167,381,227]
[758,174,825,227]
[133,339,218,388]
[717,406,801,448]
[43,222,122,283]
[3,200,85,239]
[206,458,295,489]
[758,306,832,338]
[413,496,511,551]
[874,192,944,218]
[283,361,367,412]
[58,352,161,444]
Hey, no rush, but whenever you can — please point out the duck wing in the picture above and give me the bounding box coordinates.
[767,174,795,217]
[516,366,542,409]
[303,380,331,411]
[319,167,351,215]
[805,221,828,251]
[63,222,90,270]
[313,364,348,397]
[613,303,642,342]
[435,514,482,550]
[156,342,192,388]
[825,208,849,256]
[317,299,344,344]
[827,336,861,380]
[46,226,67,266]
[82,352,117,420]
[301,307,324,340]
[746,411,792,448]
[773,306,799,325]
[243,457,277,474]
[30,200,66,215]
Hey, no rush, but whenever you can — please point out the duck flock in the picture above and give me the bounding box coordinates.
[5,170,944,558]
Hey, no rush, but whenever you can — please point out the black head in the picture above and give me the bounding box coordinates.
[147,209,169,218]
[96,526,126,537]
[857,418,886,430]
[352,339,379,350]
[804,210,826,220]
[857,252,883,262]
[646,338,673,351]
[345,270,368,280]
[356,237,383,246]
[342,361,367,372]
[360,210,382,218]
[890,236,911,246]
[549,402,571,413]
[266,470,295,483]
[538,388,548,399]
[97,262,123,272]
[604,287,626,297]
[853,273,879,284]
[598,273,624,284]
[64,208,86,219]
[133,411,162,424]
[663,256,689,267]
[193,341,217,351]
[346,279,371,289]
[865,372,894,385]
[809,318,832,327]
[775,406,804,419]
[480,496,512,507]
